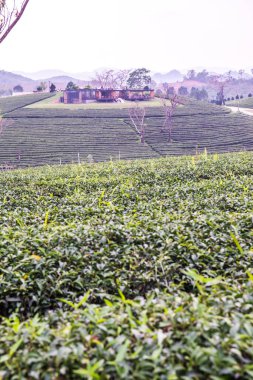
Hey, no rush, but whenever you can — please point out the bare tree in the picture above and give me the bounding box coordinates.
[128,104,146,144]
[115,69,131,89]
[93,69,131,89]
[94,70,117,88]
[160,95,181,143]
[0,0,30,44]
[210,72,232,105]
[238,69,245,81]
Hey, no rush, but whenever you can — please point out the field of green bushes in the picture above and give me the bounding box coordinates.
[0,93,54,114]
[227,97,253,109]
[1,152,253,379]
[1,95,253,167]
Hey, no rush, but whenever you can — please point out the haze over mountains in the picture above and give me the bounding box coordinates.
[14,67,253,82]
[13,70,95,81]
[0,67,252,95]
[0,70,90,93]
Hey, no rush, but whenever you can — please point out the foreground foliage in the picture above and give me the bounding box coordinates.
[1,153,253,378]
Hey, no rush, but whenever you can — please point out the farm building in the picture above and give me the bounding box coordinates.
[62,88,155,104]
[63,88,98,104]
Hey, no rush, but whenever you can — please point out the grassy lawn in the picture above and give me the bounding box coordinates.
[27,93,164,110]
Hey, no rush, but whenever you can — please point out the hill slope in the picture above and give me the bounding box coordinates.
[1,153,253,378]
[227,96,253,109]
[1,95,253,167]
[0,70,89,93]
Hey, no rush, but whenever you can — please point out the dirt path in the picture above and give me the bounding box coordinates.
[227,106,253,116]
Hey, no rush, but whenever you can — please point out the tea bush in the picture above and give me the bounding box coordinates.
[1,152,253,378]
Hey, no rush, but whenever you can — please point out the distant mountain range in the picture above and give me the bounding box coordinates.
[152,70,184,83]
[14,69,95,81]
[0,70,91,93]
[0,67,252,94]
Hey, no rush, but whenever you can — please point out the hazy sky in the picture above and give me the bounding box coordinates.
[0,0,253,73]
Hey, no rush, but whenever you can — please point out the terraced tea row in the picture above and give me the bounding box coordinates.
[144,111,253,155]
[0,117,158,166]
[227,96,253,109]
[8,99,231,119]
[1,95,253,167]
[0,93,54,114]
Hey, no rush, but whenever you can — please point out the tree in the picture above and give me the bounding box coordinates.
[50,83,56,93]
[0,0,30,44]
[195,70,209,82]
[167,87,175,96]
[115,69,131,89]
[36,81,47,92]
[127,68,151,89]
[93,69,131,89]
[155,89,163,98]
[40,81,47,91]
[190,87,208,101]
[128,104,146,143]
[211,72,232,105]
[162,83,169,92]
[198,88,208,101]
[13,84,23,93]
[66,81,79,91]
[248,93,252,97]
[160,95,181,143]
[178,86,188,96]
[94,70,116,88]
[185,70,196,80]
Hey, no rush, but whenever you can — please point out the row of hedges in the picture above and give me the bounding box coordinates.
[1,153,253,378]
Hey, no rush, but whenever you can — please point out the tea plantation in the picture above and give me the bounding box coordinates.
[1,152,253,379]
[0,93,54,114]
[227,97,253,109]
[1,94,253,167]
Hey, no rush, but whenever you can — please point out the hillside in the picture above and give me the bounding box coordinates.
[1,94,253,167]
[0,92,54,114]
[0,70,34,93]
[164,79,253,99]
[227,96,253,109]
[153,70,184,83]
[46,76,90,90]
[1,153,253,378]
[0,70,89,93]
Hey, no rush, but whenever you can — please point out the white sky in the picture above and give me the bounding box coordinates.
[0,0,253,73]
